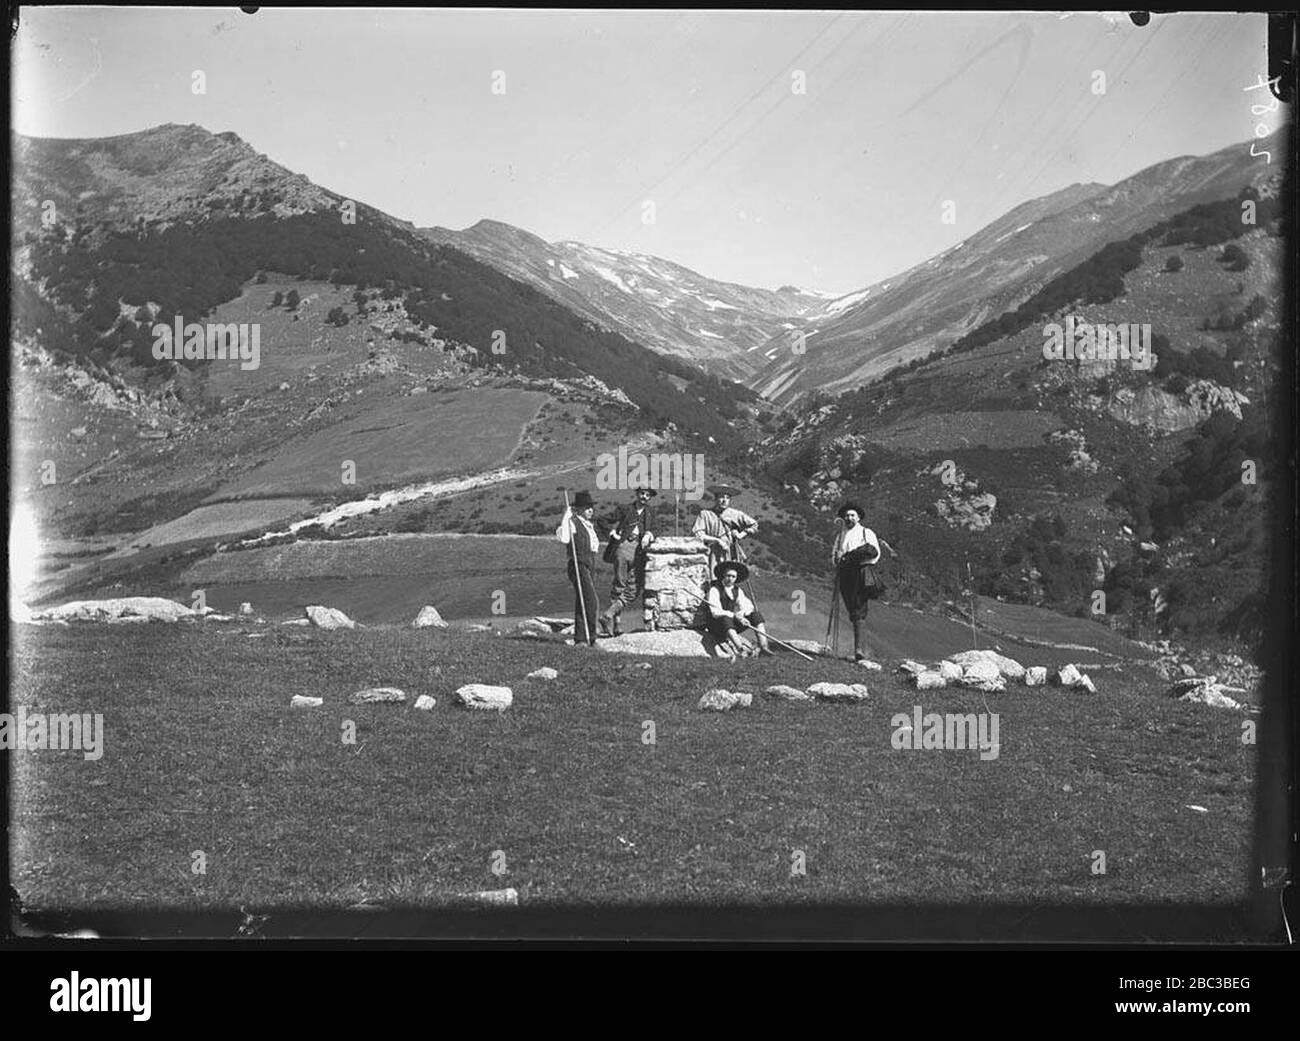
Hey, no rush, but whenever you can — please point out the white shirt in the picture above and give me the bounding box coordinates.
[556,512,600,553]
[707,582,755,618]
[832,524,880,564]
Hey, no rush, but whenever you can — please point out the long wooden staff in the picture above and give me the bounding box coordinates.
[562,489,589,643]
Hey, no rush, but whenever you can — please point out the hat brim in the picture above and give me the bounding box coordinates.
[836,502,866,519]
[632,487,658,497]
[707,485,739,497]
[714,561,750,582]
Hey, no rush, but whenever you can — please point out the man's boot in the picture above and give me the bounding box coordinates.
[852,617,869,662]
[598,607,617,638]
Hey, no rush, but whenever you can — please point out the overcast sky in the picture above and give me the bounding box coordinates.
[12,9,1279,294]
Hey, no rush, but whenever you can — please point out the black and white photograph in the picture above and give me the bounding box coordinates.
[7,7,1294,955]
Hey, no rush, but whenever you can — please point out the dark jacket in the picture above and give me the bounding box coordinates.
[601,500,657,544]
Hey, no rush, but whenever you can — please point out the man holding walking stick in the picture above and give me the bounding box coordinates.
[556,489,600,647]
[829,501,897,662]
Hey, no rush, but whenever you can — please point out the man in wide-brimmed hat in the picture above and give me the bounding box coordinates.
[830,500,896,662]
[556,489,601,646]
[597,484,658,635]
[693,483,759,573]
[704,559,772,658]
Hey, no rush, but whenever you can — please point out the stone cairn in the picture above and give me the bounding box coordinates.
[643,536,711,630]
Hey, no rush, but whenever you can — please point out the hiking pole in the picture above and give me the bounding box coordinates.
[965,559,978,651]
[826,517,843,657]
[678,588,815,661]
[562,488,590,645]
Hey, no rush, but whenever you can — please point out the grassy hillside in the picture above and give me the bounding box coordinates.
[752,190,1286,653]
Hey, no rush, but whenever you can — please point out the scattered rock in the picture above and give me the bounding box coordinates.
[239,602,254,616]
[290,695,323,708]
[1169,676,1243,710]
[526,667,558,681]
[278,382,290,391]
[456,683,513,711]
[509,619,553,638]
[32,596,196,624]
[765,684,814,702]
[463,623,493,632]
[1055,664,1095,690]
[1179,663,1197,678]
[807,682,870,703]
[915,671,947,690]
[413,694,437,711]
[856,659,883,671]
[1024,666,1048,687]
[958,659,1006,692]
[698,688,753,711]
[634,662,652,670]
[951,648,1025,680]
[305,605,356,630]
[349,687,406,705]
[898,660,927,676]
[937,660,963,681]
[413,605,449,629]
[595,630,715,657]
[280,618,311,626]
[469,888,518,906]
[70,426,88,440]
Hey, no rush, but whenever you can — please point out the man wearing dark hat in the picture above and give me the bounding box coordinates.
[556,490,601,646]
[704,560,773,658]
[693,484,759,573]
[830,501,887,662]
[598,485,658,636]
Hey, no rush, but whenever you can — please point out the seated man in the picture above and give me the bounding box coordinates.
[704,561,773,658]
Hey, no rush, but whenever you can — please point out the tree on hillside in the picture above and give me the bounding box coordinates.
[270,290,283,308]
[285,289,300,311]
[1164,255,1184,273]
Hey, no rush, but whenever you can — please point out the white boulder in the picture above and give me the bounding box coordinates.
[1169,677,1243,710]
[958,659,1006,692]
[306,605,356,630]
[915,671,947,690]
[951,648,1025,680]
[1056,664,1089,688]
[765,684,814,702]
[1024,666,1048,687]
[414,694,437,711]
[413,606,449,629]
[937,660,963,681]
[807,682,870,703]
[290,695,323,708]
[32,596,196,624]
[698,689,753,711]
[456,684,513,711]
[349,687,406,705]
[526,667,558,681]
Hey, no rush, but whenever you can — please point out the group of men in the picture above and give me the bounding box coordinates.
[556,482,895,661]
[555,483,767,655]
